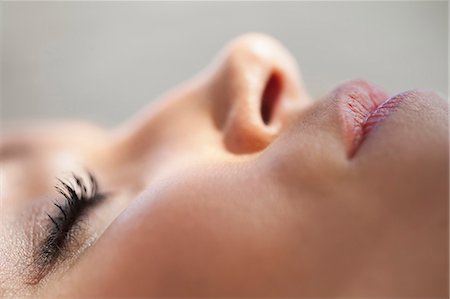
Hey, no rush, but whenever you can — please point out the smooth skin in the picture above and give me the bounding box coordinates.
[0,33,448,297]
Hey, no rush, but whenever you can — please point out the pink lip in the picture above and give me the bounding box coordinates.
[335,80,403,157]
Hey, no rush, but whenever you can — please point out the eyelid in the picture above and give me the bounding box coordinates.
[25,172,104,285]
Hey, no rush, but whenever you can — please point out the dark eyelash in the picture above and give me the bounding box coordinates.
[28,172,103,285]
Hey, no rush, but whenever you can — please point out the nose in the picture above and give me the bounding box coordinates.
[209,33,311,154]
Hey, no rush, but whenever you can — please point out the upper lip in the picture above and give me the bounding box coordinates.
[334,80,402,157]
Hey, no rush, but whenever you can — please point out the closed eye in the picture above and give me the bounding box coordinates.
[26,172,105,285]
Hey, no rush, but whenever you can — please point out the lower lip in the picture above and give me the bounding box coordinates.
[336,81,402,157]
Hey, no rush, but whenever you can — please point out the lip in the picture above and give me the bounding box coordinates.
[335,80,402,157]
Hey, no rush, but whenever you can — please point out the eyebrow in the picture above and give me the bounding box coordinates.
[0,141,33,160]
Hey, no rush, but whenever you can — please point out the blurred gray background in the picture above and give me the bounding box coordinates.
[1,1,448,126]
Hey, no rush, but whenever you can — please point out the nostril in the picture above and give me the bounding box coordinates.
[260,71,283,125]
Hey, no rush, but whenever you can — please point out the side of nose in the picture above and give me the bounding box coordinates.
[209,33,310,154]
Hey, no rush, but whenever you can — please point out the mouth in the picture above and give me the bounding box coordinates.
[335,80,403,157]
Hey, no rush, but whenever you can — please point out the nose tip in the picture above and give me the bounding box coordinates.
[218,33,307,100]
[209,33,311,153]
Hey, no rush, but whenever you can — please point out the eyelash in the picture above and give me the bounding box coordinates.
[28,172,103,284]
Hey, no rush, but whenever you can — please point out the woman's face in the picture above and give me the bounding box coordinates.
[1,34,448,297]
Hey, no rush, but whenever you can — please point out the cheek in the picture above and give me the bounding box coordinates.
[53,167,296,297]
